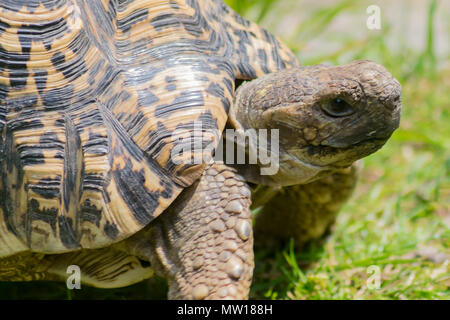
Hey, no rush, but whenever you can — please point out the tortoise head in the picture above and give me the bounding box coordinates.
[229,60,401,186]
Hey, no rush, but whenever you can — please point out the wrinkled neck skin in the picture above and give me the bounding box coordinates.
[225,114,333,187]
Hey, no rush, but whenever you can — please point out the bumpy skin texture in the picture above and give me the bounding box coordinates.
[139,163,253,299]
[0,251,53,281]
[0,0,297,256]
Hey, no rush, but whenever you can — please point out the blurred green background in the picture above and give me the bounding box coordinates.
[0,0,448,300]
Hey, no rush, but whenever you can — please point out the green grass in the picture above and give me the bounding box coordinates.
[0,0,448,300]
[235,0,450,300]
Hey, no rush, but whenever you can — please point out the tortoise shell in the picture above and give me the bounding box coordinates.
[0,0,298,256]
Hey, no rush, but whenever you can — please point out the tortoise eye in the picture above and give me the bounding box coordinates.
[321,98,354,117]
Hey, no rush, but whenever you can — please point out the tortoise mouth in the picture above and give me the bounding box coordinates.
[320,137,390,150]
[304,136,387,155]
[295,137,389,169]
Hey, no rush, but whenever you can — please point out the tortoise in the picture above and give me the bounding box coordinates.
[0,0,401,299]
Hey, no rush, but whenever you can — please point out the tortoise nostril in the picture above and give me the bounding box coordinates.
[387,91,401,111]
[392,89,402,103]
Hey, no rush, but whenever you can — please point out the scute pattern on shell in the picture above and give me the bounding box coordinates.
[0,0,298,256]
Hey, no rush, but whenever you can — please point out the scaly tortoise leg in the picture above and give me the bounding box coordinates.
[144,163,254,299]
[253,165,358,249]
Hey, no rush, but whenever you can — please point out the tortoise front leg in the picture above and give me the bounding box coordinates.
[254,165,358,249]
[146,164,254,300]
